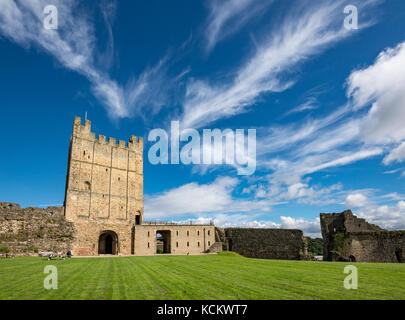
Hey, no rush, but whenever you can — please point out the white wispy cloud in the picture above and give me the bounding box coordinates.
[282,97,319,118]
[204,0,273,53]
[0,0,128,117]
[144,176,278,219]
[250,38,405,206]
[182,0,376,128]
[0,0,175,120]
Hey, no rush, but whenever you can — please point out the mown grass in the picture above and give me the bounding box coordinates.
[0,255,404,300]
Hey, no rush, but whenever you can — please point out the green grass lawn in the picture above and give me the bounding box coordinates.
[0,254,404,300]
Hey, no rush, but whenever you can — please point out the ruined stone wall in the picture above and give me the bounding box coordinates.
[321,210,405,262]
[221,228,308,260]
[64,117,143,255]
[0,203,76,256]
[134,224,217,256]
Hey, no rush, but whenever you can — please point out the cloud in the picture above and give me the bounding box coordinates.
[383,142,405,165]
[282,97,319,118]
[381,192,405,201]
[279,216,321,238]
[204,0,273,52]
[356,201,405,230]
[347,41,405,144]
[144,176,277,219]
[345,193,368,208]
[182,0,375,128]
[307,148,383,174]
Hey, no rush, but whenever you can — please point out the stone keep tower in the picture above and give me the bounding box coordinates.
[64,116,143,255]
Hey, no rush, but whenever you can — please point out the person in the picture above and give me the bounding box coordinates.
[67,250,72,258]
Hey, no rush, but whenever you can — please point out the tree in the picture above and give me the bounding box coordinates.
[306,237,323,256]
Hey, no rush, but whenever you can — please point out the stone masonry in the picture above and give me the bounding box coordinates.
[0,203,75,256]
[216,227,308,260]
[321,210,405,262]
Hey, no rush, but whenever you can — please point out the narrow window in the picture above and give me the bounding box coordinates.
[208,230,210,236]
[176,242,179,248]
[187,231,189,236]
[208,241,211,246]
[187,242,189,247]
[198,242,200,247]
[176,231,179,236]
[197,230,200,236]
[148,231,150,237]
[148,242,150,248]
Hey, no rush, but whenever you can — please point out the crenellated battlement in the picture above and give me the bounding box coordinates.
[72,116,143,152]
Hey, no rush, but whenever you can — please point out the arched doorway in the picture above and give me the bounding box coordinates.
[98,230,119,255]
[395,249,403,263]
[156,230,171,254]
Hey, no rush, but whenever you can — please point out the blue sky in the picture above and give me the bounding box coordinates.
[1,0,405,237]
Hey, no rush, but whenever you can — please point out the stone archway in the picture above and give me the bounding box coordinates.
[98,230,119,255]
[156,230,171,254]
[395,249,403,263]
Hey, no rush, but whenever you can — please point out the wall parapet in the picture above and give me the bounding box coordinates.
[72,116,143,152]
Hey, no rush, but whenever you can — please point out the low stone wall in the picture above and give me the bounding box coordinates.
[0,203,76,256]
[220,228,308,260]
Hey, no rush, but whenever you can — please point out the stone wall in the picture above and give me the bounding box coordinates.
[0,203,76,256]
[219,228,308,260]
[321,210,405,262]
[134,224,217,256]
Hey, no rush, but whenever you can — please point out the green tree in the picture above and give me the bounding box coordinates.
[306,237,323,255]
